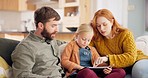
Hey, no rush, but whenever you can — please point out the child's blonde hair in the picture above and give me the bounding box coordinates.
[72,24,94,41]
[76,23,94,35]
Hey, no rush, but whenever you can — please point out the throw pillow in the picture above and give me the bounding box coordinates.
[0,56,12,78]
[136,36,148,56]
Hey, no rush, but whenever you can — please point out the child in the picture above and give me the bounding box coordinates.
[61,24,126,78]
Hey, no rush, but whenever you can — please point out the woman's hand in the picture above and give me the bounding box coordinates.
[103,66,112,74]
[93,56,108,67]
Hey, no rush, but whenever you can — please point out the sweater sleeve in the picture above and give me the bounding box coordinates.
[91,47,100,64]
[90,40,95,47]
[109,31,137,68]
[61,42,80,72]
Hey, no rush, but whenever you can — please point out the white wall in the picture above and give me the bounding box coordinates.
[0,8,63,32]
[91,0,147,38]
[128,0,146,38]
[0,11,21,32]
[0,11,34,32]
[91,0,128,27]
[20,11,35,32]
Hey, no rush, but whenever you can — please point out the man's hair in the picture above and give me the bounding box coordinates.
[34,6,61,27]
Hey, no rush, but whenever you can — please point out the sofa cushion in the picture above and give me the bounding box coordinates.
[136,36,148,56]
[59,43,67,58]
[0,56,12,78]
[0,38,19,66]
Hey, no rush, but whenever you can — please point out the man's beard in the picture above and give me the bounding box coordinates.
[41,28,57,40]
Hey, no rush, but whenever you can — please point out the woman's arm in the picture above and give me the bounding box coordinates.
[109,31,137,68]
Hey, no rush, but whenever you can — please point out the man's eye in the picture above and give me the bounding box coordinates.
[51,25,55,27]
[51,25,57,28]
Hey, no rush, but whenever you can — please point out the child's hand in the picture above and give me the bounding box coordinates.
[103,66,112,74]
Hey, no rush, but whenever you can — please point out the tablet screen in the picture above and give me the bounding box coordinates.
[88,66,109,69]
[88,66,109,74]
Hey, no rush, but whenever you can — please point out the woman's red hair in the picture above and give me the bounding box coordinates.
[91,9,126,40]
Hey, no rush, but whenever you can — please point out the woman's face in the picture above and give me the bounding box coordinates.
[96,16,113,38]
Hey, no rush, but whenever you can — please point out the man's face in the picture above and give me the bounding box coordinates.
[41,18,59,40]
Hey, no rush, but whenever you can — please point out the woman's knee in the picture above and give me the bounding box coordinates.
[117,69,126,76]
[132,59,148,78]
[113,69,126,77]
[104,68,126,78]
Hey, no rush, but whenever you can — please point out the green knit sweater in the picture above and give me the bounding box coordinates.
[90,29,148,68]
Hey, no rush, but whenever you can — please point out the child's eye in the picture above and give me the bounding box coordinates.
[97,25,101,28]
[87,40,90,42]
[82,38,87,41]
[82,38,91,42]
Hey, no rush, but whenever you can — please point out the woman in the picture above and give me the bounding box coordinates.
[61,24,125,78]
[90,9,148,78]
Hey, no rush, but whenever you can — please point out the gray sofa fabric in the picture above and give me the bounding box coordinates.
[0,38,19,66]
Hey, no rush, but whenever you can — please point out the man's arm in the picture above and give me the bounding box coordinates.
[11,43,49,78]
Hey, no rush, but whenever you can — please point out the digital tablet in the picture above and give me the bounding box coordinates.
[88,66,109,74]
[88,66,109,69]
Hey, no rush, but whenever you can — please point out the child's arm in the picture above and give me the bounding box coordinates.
[73,65,84,70]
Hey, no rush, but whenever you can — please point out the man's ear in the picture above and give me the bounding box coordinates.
[38,22,44,30]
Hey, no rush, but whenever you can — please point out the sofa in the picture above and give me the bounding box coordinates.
[0,35,148,78]
[0,38,19,77]
[0,38,19,67]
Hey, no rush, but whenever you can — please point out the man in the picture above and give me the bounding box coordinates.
[11,6,65,78]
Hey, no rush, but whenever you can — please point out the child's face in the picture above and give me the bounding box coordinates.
[76,32,93,48]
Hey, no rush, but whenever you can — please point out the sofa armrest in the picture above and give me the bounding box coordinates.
[136,36,148,56]
[0,38,20,66]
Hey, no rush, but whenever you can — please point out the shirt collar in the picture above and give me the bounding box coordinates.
[29,30,46,43]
